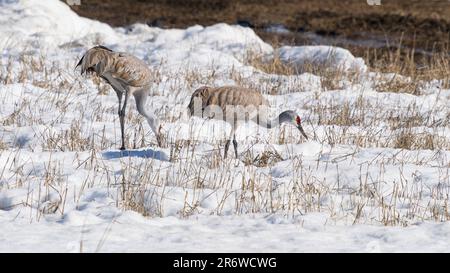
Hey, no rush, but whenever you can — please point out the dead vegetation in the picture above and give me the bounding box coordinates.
[369,44,450,94]
[242,148,284,167]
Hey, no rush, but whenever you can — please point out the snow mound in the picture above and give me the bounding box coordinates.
[124,23,273,71]
[0,0,118,50]
[277,45,367,73]
[152,23,273,57]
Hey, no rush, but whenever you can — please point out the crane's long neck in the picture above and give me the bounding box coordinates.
[254,114,281,129]
[144,111,160,136]
[140,105,163,146]
[254,110,295,129]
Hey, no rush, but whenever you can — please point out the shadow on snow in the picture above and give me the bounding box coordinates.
[102,148,169,161]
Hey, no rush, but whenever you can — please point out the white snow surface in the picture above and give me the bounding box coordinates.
[0,0,118,50]
[277,45,368,73]
[0,0,449,253]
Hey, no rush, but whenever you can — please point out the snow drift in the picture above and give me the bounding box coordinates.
[277,45,368,73]
[0,0,117,50]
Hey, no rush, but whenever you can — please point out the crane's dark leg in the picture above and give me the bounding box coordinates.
[232,134,238,158]
[119,90,129,151]
[119,114,125,150]
[224,126,237,159]
[224,140,231,158]
[117,95,125,151]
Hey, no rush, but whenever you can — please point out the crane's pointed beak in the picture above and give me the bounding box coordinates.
[297,124,308,140]
[75,56,84,75]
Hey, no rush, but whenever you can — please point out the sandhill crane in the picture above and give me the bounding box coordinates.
[188,86,308,158]
[76,45,161,150]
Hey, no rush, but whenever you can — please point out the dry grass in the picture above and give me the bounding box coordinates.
[95,152,450,226]
[393,130,445,150]
[369,46,450,94]
[42,121,92,152]
[0,140,7,151]
[242,148,284,167]
[244,44,450,95]
[244,50,295,76]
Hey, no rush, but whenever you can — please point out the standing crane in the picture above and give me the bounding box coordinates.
[187,86,308,158]
[76,46,161,150]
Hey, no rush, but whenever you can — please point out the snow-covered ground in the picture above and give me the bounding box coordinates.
[0,0,449,252]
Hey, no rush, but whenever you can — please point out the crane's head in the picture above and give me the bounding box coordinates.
[188,86,210,117]
[279,110,308,140]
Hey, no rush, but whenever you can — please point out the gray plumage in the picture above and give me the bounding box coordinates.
[76,45,161,150]
[188,85,308,158]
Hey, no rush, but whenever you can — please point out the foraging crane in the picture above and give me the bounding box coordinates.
[76,46,161,150]
[187,86,308,158]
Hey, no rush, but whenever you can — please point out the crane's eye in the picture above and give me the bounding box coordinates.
[296,116,301,125]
